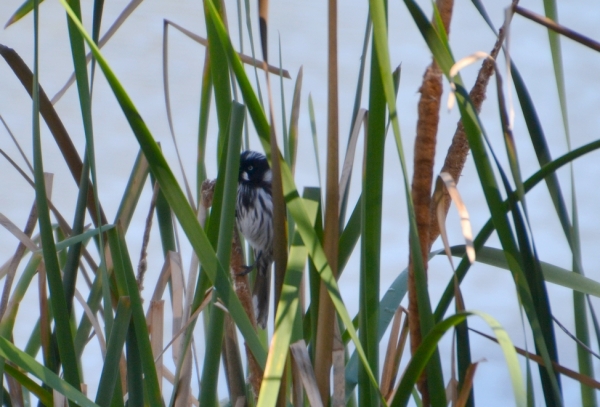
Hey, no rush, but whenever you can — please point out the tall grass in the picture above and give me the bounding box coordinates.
[0,0,599,406]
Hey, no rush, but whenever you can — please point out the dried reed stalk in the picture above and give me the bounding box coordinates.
[0,200,38,321]
[315,0,340,404]
[0,44,107,227]
[427,23,509,251]
[231,224,263,397]
[408,1,454,405]
[136,181,160,293]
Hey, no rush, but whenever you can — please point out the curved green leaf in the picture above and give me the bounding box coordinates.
[256,191,318,407]
[391,311,525,407]
[0,336,98,407]
[449,246,600,298]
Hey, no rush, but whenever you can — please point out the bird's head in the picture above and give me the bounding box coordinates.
[239,150,271,186]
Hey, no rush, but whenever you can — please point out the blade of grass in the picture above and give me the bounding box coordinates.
[370,0,445,404]
[448,246,600,298]
[359,3,386,403]
[0,254,43,339]
[391,312,525,407]
[0,336,97,407]
[287,66,302,175]
[95,297,131,407]
[90,0,104,86]
[126,323,144,406]
[52,224,114,252]
[114,150,151,232]
[285,66,303,241]
[278,37,289,163]
[256,190,318,407]
[196,102,244,407]
[32,0,81,396]
[62,154,91,316]
[4,362,51,405]
[305,186,323,360]
[243,0,264,109]
[107,227,162,405]
[196,47,212,196]
[204,0,232,161]
[5,0,46,27]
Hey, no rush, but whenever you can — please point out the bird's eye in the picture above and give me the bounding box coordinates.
[247,165,254,171]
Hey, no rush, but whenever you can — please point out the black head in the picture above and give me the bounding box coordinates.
[239,150,271,186]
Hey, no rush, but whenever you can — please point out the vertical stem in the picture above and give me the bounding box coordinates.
[315,0,339,404]
[359,1,386,403]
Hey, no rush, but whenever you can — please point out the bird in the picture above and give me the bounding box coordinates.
[236,150,273,329]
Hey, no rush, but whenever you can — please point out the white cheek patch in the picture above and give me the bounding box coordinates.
[263,169,272,183]
[242,171,249,181]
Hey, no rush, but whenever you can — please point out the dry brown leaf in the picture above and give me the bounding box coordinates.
[154,289,212,364]
[162,367,200,406]
[381,306,404,398]
[0,213,38,253]
[456,361,481,407]
[74,289,107,357]
[332,320,345,407]
[163,19,291,79]
[170,252,185,363]
[445,377,458,407]
[290,340,324,407]
[339,108,367,212]
[447,52,492,111]
[51,0,145,104]
[149,300,165,393]
[439,172,475,264]
[472,327,600,389]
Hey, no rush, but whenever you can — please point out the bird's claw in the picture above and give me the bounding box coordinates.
[235,251,263,276]
[236,264,255,276]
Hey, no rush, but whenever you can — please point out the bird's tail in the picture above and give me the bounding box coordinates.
[252,250,272,329]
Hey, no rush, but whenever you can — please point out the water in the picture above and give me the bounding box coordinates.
[1,0,599,405]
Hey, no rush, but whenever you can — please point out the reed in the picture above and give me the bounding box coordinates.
[0,0,598,406]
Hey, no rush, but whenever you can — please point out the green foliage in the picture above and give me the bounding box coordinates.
[0,0,598,406]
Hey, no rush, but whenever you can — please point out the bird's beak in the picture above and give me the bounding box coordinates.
[241,171,249,181]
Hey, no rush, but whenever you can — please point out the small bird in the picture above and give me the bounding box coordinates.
[236,150,273,329]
